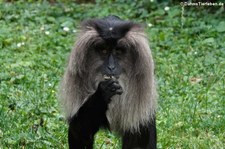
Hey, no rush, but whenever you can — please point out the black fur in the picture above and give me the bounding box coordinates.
[68,80,156,149]
[82,16,140,46]
[68,80,122,149]
[122,119,157,149]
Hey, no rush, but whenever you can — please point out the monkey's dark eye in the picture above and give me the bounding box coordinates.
[97,49,109,56]
[94,44,109,55]
[114,48,126,56]
[101,49,108,54]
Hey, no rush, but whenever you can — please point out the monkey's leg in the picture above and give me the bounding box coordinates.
[122,117,156,149]
[68,92,109,149]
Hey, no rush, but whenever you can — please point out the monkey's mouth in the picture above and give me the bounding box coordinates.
[103,74,119,80]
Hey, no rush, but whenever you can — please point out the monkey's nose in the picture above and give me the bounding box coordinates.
[107,65,116,71]
[107,54,116,71]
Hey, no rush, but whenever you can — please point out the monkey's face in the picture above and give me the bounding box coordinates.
[85,41,135,86]
[75,16,143,90]
[98,46,124,77]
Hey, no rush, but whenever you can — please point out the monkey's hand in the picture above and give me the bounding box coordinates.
[98,80,123,102]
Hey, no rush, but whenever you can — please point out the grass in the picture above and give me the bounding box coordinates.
[0,1,224,149]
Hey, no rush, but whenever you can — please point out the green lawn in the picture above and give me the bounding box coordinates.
[0,1,224,149]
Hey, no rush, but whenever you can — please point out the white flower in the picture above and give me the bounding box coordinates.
[40,27,45,31]
[63,27,70,32]
[17,43,22,47]
[45,31,50,35]
[17,42,25,47]
[150,0,154,2]
[73,29,77,33]
[148,23,153,27]
[164,6,170,11]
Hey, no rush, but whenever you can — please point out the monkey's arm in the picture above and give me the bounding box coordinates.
[69,79,123,125]
[68,79,122,148]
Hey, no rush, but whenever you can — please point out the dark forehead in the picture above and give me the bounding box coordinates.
[82,16,140,46]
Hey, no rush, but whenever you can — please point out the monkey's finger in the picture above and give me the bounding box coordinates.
[111,85,122,92]
[113,80,119,84]
[115,88,123,95]
[100,80,115,88]
[111,88,117,92]
[105,80,116,85]
[112,82,121,88]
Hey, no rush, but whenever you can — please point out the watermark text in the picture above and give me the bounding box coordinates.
[181,2,224,7]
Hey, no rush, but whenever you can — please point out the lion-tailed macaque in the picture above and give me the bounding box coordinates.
[59,16,157,149]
